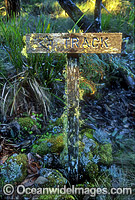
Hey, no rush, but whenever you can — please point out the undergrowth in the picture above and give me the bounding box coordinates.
[0,0,134,120]
[0,14,66,121]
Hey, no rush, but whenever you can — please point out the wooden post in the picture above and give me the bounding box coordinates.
[67,54,80,182]
[25,32,122,183]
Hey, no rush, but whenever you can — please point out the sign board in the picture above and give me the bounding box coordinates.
[26,33,122,54]
[25,32,122,183]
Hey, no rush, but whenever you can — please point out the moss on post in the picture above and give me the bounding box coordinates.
[67,54,80,183]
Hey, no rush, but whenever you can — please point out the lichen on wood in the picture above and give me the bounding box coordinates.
[25,33,122,54]
[67,55,80,182]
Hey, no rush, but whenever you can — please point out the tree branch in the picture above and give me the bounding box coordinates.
[58,0,95,32]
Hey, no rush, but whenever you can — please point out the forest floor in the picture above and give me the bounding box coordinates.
[0,50,135,199]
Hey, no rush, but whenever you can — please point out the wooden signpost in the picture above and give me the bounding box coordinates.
[26,32,122,182]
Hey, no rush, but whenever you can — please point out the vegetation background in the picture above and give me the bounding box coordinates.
[0,0,135,199]
[0,0,134,119]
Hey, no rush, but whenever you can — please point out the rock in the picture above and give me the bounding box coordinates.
[18,117,36,129]
[60,128,113,181]
[8,121,21,136]
[31,134,65,156]
[18,117,39,134]
[1,153,27,184]
[0,121,20,137]
[35,176,48,185]
[39,168,68,188]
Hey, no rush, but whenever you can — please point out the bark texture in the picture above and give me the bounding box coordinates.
[25,33,122,54]
[58,0,95,32]
[5,0,20,18]
[67,55,80,183]
[94,0,102,32]
[58,0,102,32]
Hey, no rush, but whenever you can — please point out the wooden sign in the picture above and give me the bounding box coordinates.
[26,33,122,54]
[25,32,122,183]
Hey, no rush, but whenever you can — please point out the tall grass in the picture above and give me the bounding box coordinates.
[0,14,66,121]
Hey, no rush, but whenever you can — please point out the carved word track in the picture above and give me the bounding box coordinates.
[26,33,122,54]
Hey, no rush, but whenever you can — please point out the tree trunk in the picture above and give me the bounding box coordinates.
[58,0,102,32]
[94,0,102,32]
[5,0,20,18]
[58,0,95,32]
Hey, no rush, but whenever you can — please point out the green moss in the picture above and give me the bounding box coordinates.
[57,195,75,200]
[46,170,67,187]
[86,163,99,180]
[88,151,94,160]
[81,128,99,147]
[81,128,94,138]
[18,117,36,131]
[15,153,27,178]
[0,178,5,189]
[54,117,63,126]
[40,169,67,188]
[79,141,85,153]
[32,135,65,156]
[39,195,57,200]
[39,194,75,200]
[99,143,113,165]
[60,147,68,169]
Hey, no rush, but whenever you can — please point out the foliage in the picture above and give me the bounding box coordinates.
[101,0,134,36]
[0,74,50,120]
[38,194,75,200]
[99,143,113,165]
[79,54,108,96]
[0,14,67,120]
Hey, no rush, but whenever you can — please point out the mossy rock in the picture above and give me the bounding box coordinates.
[86,162,99,180]
[46,117,64,135]
[99,143,113,165]
[38,194,75,200]
[32,134,65,156]
[81,128,94,139]
[80,128,99,148]
[60,129,113,183]
[18,117,36,131]
[54,117,63,126]
[1,153,27,184]
[60,147,68,169]
[80,129,113,165]
[39,168,68,188]
[47,170,67,188]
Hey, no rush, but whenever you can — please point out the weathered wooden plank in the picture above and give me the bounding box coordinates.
[67,56,80,183]
[26,33,122,54]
